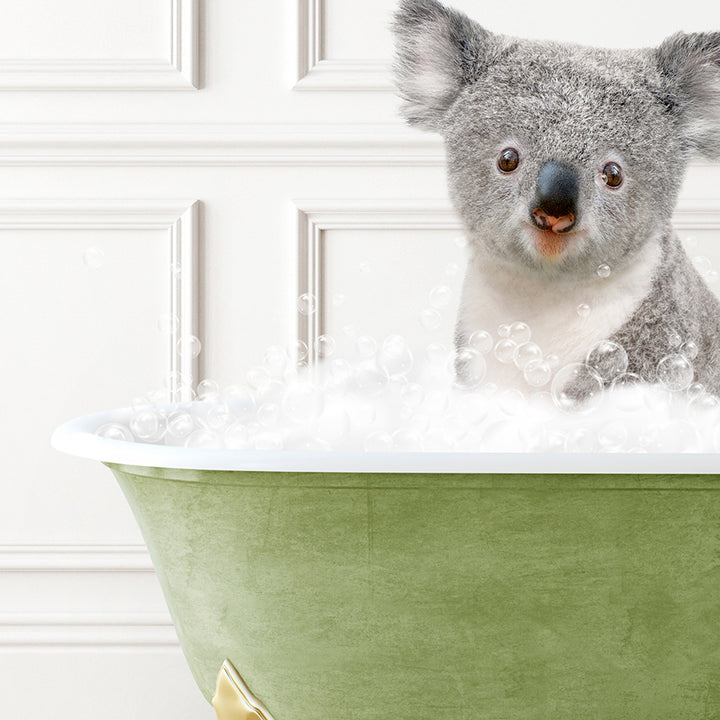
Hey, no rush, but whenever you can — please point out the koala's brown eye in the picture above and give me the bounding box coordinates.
[602,162,623,188]
[497,148,520,173]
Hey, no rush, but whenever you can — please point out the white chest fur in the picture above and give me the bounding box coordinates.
[456,240,662,387]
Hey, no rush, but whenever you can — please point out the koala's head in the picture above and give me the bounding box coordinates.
[393,0,720,279]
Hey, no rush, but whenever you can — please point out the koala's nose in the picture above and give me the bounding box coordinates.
[531,161,579,233]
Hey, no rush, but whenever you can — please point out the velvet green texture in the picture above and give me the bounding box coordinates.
[107,464,720,719]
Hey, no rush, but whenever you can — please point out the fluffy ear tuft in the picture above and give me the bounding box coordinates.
[392,0,494,131]
[656,31,720,159]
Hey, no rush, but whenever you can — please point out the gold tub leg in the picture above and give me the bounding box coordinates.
[212,659,275,720]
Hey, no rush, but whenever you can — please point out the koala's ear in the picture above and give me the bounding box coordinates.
[392,0,496,131]
[655,32,720,159]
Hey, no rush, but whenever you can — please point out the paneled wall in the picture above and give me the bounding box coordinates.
[1,1,718,718]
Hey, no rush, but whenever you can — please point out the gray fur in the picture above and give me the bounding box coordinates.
[392,0,720,394]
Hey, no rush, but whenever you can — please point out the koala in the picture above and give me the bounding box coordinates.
[392,0,720,397]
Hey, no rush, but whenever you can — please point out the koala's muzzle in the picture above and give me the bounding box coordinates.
[531,161,579,234]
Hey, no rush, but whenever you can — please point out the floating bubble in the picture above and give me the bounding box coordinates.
[297,293,317,316]
[468,329,493,355]
[246,366,272,393]
[551,363,604,414]
[130,408,163,440]
[577,303,591,319]
[315,334,336,359]
[166,412,194,439]
[666,328,683,349]
[680,340,699,360]
[429,285,452,309]
[585,340,628,382]
[419,308,442,330]
[207,403,234,431]
[707,270,719,285]
[342,324,357,338]
[96,423,133,441]
[497,323,511,338]
[377,335,413,377]
[263,345,288,376]
[494,338,517,364]
[686,382,705,400]
[454,235,468,249]
[177,335,202,359]
[293,340,309,364]
[688,392,720,412]
[513,342,542,370]
[523,359,552,388]
[657,353,694,391]
[508,322,532,345]
[332,293,346,307]
[597,263,611,278]
[498,388,525,416]
[197,379,220,400]
[450,347,487,389]
[545,354,560,369]
[83,247,105,269]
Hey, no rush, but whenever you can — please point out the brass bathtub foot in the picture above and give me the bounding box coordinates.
[212,659,275,720]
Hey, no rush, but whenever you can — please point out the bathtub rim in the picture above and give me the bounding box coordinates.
[51,406,720,474]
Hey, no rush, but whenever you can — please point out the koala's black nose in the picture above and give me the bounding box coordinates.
[531,161,579,233]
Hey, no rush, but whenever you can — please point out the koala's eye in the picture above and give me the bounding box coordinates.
[602,162,623,188]
[497,148,520,173]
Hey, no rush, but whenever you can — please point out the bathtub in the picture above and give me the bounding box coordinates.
[52,407,720,719]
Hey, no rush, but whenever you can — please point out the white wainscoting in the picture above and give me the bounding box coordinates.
[1,1,718,719]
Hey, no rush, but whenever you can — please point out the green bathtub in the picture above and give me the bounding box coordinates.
[53,410,720,719]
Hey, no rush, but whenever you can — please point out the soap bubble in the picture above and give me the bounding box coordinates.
[666,328,683,349]
[246,366,272,393]
[377,335,413,377]
[197,379,220,400]
[177,335,202,359]
[577,303,591,319]
[468,329,493,354]
[545,354,560,369]
[497,324,511,338]
[498,388,525,416]
[96,423,133,441]
[513,342,542,370]
[263,345,288,377]
[329,358,353,385]
[597,263,611,278]
[692,256,713,275]
[597,420,629,451]
[166,412,194,439]
[444,262,460,277]
[429,285,452,308]
[680,340,698,360]
[551,363,604,414]
[332,293,346,307]
[356,335,377,358]
[293,340,309,364]
[508,322,532,344]
[364,431,393,452]
[297,293,317,316]
[419,308,442,330]
[130,408,165,441]
[657,354,694,391]
[282,383,324,424]
[565,427,596,452]
[688,392,720,412]
[610,373,644,412]
[315,334,336,359]
[686,382,705,400]
[426,342,448,366]
[585,340,628,382]
[454,235,468,248]
[449,347,486,389]
[83,247,105,269]
[523,359,552,388]
[494,338,517,364]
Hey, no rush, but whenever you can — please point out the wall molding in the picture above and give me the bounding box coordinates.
[295,0,391,91]
[0,0,198,90]
[0,544,153,572]
[0,200,200,397]
[294,200,461,361]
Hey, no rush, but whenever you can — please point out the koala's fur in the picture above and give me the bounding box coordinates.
[392,0,720,394]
